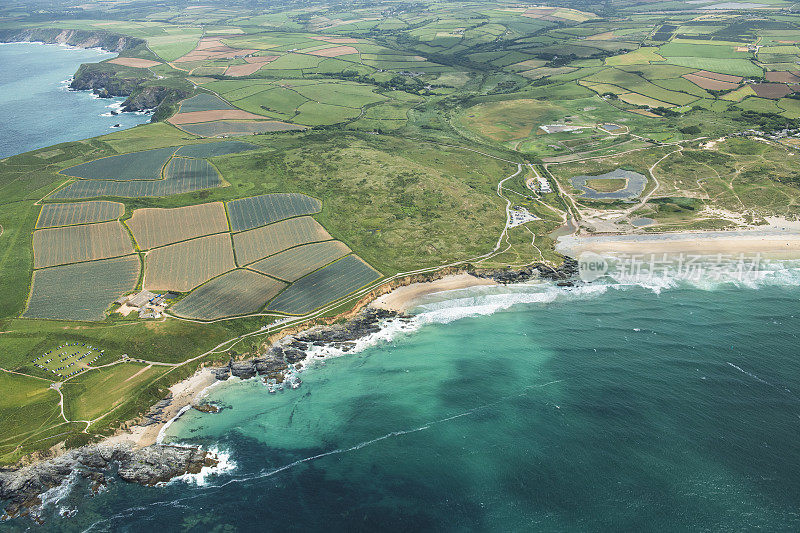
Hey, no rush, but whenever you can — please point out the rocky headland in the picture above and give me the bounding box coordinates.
[0,443,216,520]
[212,308,406,382]
[0,27,191,121]
[0,28,144,52]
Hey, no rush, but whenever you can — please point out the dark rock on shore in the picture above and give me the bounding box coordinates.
[0,444,215,520]
[213,308,404,382]
[474,257,579,285]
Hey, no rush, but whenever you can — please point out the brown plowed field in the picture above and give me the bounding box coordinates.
[108,58,162,68]
[692,70,743,83]
[233,216,331,266]
[174,38,259,63]
[33,221,134,269]
[127,202,229,250]
[224,63,268,77]
[144,233,236,292]
[751,83,792,99]
[766,71,800,83]
[683,73,739,91]
[307,46,359,57]
[168,109,267,124]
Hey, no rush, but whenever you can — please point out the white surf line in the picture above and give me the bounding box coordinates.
[79,380,564,533]
[215,379,563,488]
[726,361,799,401]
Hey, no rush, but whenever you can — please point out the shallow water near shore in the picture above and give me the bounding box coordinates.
[0,42,149,159]
[13,272,800,531]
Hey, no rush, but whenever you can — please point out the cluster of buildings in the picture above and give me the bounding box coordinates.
[115,290,175,319]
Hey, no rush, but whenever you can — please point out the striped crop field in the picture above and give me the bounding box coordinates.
[50,158,223,199]
[59,147,178,180]
[128,202,229,250]
[171,269,287,320]
[144,233,236,292]
[36,201,124,229]
[178,121,306,137]
[249,241,351,281]
[24,255,140,321]
[33,222,135,269]
[232,216,331,266]
[174,141,259,158]
[267,255,381,315]
[177,93,235,113]
[227,193,322,232]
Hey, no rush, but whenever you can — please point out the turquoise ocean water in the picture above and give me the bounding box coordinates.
[0,42,149,159]
[13,270,800,531]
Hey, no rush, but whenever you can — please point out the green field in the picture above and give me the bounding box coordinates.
[232,216,332,266]
[24,256,141,321]
[267,254,381,315]
[171,269,287,320]
[144,233,236,292]
[249,240,351,281]
[36,201,124,229]
[227,193,322,232]
[32,221,134,268]
[60,146,178,180]
[174,140,259,158]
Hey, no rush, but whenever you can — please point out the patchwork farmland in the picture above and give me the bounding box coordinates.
[144,233,236,292]
[61,146,178,180]
[267,255,381,315]
[232,216,332,266]
[36,201,124,229]
[226,193,322,232]
[48,142,256,199]
[171,269,287,320]
[250,240,351,282]
[127,202,229,250]
[33,221,134,268]
[24,256,141,321]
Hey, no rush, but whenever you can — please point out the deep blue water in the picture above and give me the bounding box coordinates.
[9,278,800,531]
[0,42,149,159]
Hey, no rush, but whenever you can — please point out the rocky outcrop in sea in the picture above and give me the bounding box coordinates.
[212,308,405,382]
[0,443,215,520]
[474,257,579,286]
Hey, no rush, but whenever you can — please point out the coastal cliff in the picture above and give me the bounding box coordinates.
[70,64,190,115]
[0,28,144,52]
[0,443,216,520]
[0,27,190,121]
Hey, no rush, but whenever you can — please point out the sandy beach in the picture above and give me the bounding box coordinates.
[103,274,496,448]
[371,273,498,312]
[104,367,218,448]
[556,229,800,258]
